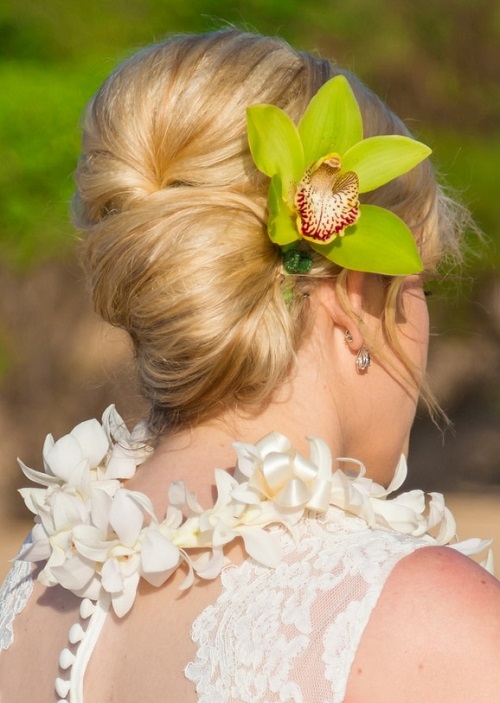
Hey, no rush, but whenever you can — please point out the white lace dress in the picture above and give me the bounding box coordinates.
[0,507,428,703]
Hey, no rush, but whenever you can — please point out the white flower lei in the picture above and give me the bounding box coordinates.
[18,406,493,618]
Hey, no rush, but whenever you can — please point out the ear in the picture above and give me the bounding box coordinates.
[321,270,366,349]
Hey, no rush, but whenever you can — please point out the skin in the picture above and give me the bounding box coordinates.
[1,272,499,702]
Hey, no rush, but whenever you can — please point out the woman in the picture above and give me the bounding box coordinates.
[1,29,499,702]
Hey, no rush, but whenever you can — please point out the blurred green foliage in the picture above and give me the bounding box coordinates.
[0,0,499,269]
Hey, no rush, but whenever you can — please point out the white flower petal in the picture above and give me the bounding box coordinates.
[42,433,55,472]
[18,537,51,562]
[71,419,110,468]
[178,558,195,591]
[213,469,238,510]
[105,444,138,480]
[451,537,493,557]
[192,547,225,580]
[102,405,128,444]
[230,484,261,505]
[45,435,86,482]
[51,556,95,591]
[101,558,125,593]
[232,441,261,479]
[111,571,141,617]
[212,521,237,547]
[141,530,180,575]
[481,549,495,575]
[18,486,48,514]
[392,490,426,515]
[18,460,60,488]
[434,505,457,545]
[73,576,102,601]
[109,490,144,546]
[385,454,408,494]
[168,480,187,507]
[90,488,113,533]
[237,526,282,567]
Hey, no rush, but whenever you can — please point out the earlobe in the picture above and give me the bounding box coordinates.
[323,270,367,350]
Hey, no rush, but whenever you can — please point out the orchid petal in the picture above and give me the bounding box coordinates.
[434,506,457,545]
[342,135,431,193]
[18,537,51,562]
[212,520,237,546]
[42,434,55,472]
[213,469,238,510]
[71,419,110,468]
[101,405,128,444]
[268,176,301,245]
[371,500,421,534]
[167,480,187,507]
[392,490,426,515]
[237,526,282,567]
[178,557,195,590]
[312,204,423,275]
[51,556,95,591]
[90,488,113,533]
[230,484,261,505]
[162,504,183,529]
[246,104,304,186]
[51,492,87,531]
[111,571,140,617]
[125,489,156,518]
[105,444,138,480]
[109,490,144,546]
[19,486,49,514]
[141,530,180,575]
[232,442,262,479]
[192,547,225,580]
[73,577,103,602]
[101,558,124,593]
[44,434,85,482]
[385,455,408,494]
[72,534,113,562]
[451,538,493,557]
[481,549,495,575]
[299,74,363,163]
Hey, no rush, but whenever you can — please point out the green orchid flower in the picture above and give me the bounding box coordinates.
[246,75,431,275]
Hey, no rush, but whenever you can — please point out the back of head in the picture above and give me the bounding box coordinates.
[73,29,454,436]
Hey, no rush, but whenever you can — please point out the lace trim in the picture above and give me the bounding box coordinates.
[0,542,34,651]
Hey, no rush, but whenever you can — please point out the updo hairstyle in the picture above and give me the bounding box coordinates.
[74,29,461,436]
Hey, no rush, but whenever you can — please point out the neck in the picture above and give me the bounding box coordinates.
[133,314,346,509]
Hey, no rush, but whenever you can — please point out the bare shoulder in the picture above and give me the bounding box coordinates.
[345,546,500,703]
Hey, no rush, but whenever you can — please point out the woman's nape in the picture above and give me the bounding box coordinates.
[136,268,430,514]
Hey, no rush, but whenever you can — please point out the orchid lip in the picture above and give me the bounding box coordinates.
[294,155,360,244]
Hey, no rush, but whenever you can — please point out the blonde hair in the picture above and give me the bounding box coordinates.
[74,29,464,435]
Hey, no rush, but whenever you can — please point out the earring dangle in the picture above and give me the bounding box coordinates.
[355,345,371,373]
